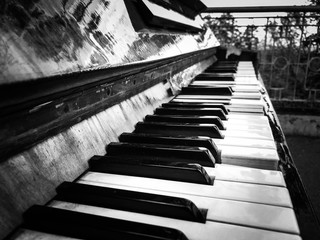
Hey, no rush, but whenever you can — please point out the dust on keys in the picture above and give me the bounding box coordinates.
[10,61,301,240]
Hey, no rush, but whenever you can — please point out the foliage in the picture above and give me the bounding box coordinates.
[203,1,320,100]
[203,13,259,50]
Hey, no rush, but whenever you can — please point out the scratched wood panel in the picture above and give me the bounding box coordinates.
[0,0,219,84]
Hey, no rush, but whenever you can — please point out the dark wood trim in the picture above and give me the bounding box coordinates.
[0,48,215,114]
[0,48,216,161]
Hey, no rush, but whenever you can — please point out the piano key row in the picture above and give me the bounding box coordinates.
[10,61,301,240]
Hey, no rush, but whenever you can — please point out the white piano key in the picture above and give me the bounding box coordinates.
[228,100,265,108]
[236,75,256,78]
[234,79,259,84]
[236,71,256,75]
[226,114,267,121]
[223,122,270,131]
[223,118,269,127]
[236,71,256,74]
[185,164,285,187]
[191,81,261,89]
[238,61,253,66]
[230,88,260,94]
[192,80,260,86]
[221,129,273,140]
[171,162,284,186]
[223,124,274,139]
[208,201,299,235]
[220,145,279,170]
[81,172,292,208]
[227,108,264,114]
[236,68,256,72]
[77,179,298,234]
[50,201,301,240]
[227,110,264,116]
[213,137,276,149]
[205,164,286,187]
[232,92,261,100]
[193,123,273,140]
[175,94,262,101]
[195,115,269,126]
[172,98,265,110]
[232,84,260,89]
[236,73,257,77]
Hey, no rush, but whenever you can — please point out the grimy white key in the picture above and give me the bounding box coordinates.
[81,172,293,208]
[213,137,276,149]
[219,145,279,170]
[50,201,301,240]
[204,164,286,187]
[77,179,298,234]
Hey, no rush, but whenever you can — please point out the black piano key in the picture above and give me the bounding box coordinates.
[23,205,189,240]
[204,67,237,73]
[162,102,229,115]
[105,142,216,167]
[209,63,238,67]
[173,96,232,104]
[134,122,224,139]
[180,86,233,96]
[183,86,261,100]
[190,85,235,92]
[56,182,208,223]
[144,115,225,130]
[154,107,227,120]
[194,73,235,81]
[119,132,221,163]
[209,62,238,68]
[89,155,214,184]
[167,99,263,114]
[189,85,261,95]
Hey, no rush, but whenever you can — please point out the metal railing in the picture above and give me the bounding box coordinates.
[202,10,320,102]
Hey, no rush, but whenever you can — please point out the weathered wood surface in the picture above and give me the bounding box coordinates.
[0,0,218,83]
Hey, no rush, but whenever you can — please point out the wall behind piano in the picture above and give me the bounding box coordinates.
[0,0,218,83]
[0,0,218,238]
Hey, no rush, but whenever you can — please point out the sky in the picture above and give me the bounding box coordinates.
[201,0,310,7]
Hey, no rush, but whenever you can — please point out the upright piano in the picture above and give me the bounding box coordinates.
[0,1,318,240]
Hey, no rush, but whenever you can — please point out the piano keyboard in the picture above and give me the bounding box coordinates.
[10,61,301,240]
